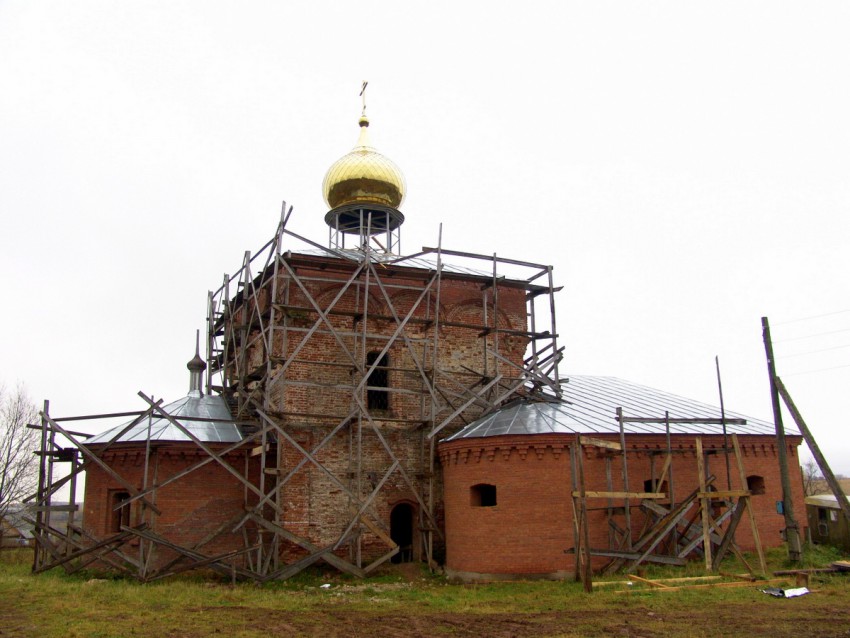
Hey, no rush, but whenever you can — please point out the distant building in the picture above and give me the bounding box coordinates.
[806,493,850,551]
[1,505,35,548]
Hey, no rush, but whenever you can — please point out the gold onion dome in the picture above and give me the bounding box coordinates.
[322,115,406,210]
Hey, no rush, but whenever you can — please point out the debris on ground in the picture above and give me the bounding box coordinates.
[761,587,810,598]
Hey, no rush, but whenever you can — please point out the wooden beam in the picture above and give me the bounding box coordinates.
[575,491,667,500]
[732,433,767,575]
[627,574,671,589]
[776,377,850,526]
[579,436,622,451]
[696,437,713,571]
[697,490,750,499]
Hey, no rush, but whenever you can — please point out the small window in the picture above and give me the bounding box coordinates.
[643,479,668,494]
[818,507,829,522]
[470,483,497,507]
[366,351,389,410]
[747,475,766,495]
[109,490,131,533]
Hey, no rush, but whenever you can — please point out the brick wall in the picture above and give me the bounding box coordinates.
[438,433,805,578]
[84,255,531,570]
[83,444,256,568]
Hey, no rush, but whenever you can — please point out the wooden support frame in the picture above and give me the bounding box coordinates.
[30,207,565,581]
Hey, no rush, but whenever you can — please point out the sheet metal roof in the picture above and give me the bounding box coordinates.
[86,394,241,444]
[294,248,502,278]
[805,494,850,509]
[444,375,788,441]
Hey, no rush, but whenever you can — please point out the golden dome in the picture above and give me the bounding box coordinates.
[322,116,406,210]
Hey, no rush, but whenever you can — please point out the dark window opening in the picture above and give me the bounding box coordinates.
[366,351,389,410]
[390,502,414,564]
[747,475,766,495]
[818,507,829,522]
[643,479,668,494]
[470,483,497,507]
[109,490,131,533]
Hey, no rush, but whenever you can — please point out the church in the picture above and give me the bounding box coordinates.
[31,99,805,582]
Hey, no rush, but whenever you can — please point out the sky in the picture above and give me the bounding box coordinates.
[1,2,848,474]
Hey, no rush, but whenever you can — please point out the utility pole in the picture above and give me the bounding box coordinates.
[761,316,802,562]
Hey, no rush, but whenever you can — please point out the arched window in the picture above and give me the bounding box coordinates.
[390,502,414,564]
[366,351,389,410]
[747,475,766,495]
[470,483,497,507]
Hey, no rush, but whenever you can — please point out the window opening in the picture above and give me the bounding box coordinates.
[109,490,131,533]
[746,475,766,495]
[366,351,389,410]
[470,483,497,507]
[643,478,668,494]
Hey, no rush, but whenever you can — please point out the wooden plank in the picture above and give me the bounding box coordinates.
[579,436,622,451]
[695,437,713,571]
[732,433,767,575]
[711,500,747,571]
[628,502,695,571]
[697,490,750,499]
[335,461,399,550]
[575,434,593,592]
[363,547,400,575]
[32,526,140,574]
[627,574,671,589]
[575,491,667,499]
[581,549,686,566]
[248,513,364,578]
[138,393,270,507]
[29,505,79,512]
[614,577,790,594]
[594,575,722,588]
[251,444,270,457]
[777,378,850,526]
[40,412,162,516]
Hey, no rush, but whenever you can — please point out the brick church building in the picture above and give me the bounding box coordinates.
[71,106,804,582]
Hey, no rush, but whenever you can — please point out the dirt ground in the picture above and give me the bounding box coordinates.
[144,603,850,638]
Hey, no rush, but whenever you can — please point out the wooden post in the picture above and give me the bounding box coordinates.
[776,377,850,525]
[617,408,632,551]
[731,434,767,575]
[575,435,593,592]
[761,316,802,562]
[695,437,713,570]
[715,356,732,490]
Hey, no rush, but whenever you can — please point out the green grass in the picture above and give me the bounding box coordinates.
[3,546,850,637]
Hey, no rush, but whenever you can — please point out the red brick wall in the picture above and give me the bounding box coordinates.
[438,433,805,577]
[83,444,255,568]
[84,257,531,570]
[233,259,530,564]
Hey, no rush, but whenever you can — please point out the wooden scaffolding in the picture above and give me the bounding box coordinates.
[27,205,565,582]
[570,410,767,591]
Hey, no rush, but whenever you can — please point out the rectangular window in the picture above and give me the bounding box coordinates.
[109,490,132,533]
[470,483,497,507]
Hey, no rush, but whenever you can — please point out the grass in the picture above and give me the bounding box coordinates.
[3,546,850,637]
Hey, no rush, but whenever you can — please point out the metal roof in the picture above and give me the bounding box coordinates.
[294,248,502,278]
[86,394,242,444]
[805,493,850,509]
[444,375,788,441]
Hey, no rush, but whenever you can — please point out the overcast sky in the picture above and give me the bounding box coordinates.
[1,2,848,473]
